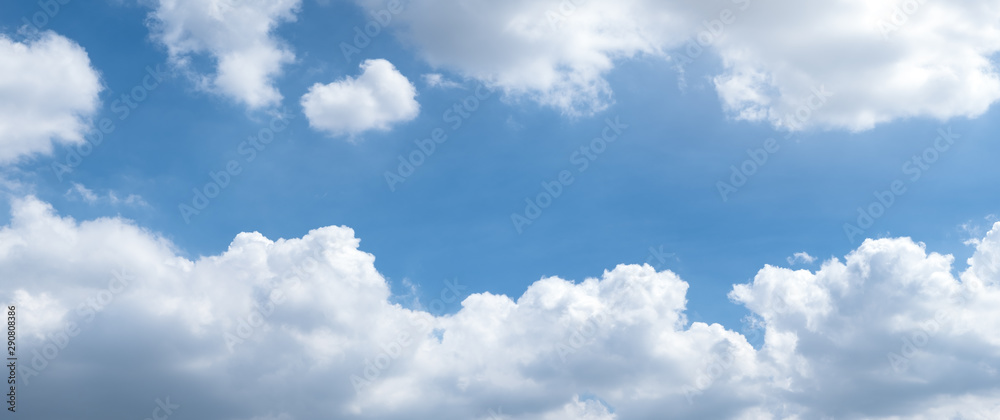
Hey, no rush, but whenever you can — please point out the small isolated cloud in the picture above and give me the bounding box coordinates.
[422,73,461,89]
[66,183,148,207]
[147,0,301,109]
[785,251,816,266]
[66,183,98,203]
[301,59,419,138]
[0,32,103,163]
[505,115,525,131]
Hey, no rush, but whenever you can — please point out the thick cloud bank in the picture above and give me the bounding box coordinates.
[2,196,999,419]
[355,0,1000,131]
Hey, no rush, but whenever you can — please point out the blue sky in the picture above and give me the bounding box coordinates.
[9,0,999,323]
[4,0,1000,419]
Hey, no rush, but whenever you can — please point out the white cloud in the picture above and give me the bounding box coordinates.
[65,183,148,207]
[422,73,461,89]
[0,32,102,163]
[148,0,300,109]
[785,252,816,266]
[301,59,419,138]
[730,233,1000,418]
[66,183,99,203]
[709,0,1000,131]
[961,214,999,246]
[353,0,1000,130]
[3,196,1000,418]
[107,192,148,207]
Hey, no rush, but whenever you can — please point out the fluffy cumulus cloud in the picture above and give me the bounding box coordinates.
[3,196,1000,419]
[709,0,1000,131]
[148,0,300,109]
[0,32,103,163]
[352,0,1000,130]
[729,237,1000,418]
[301,59,419,138]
